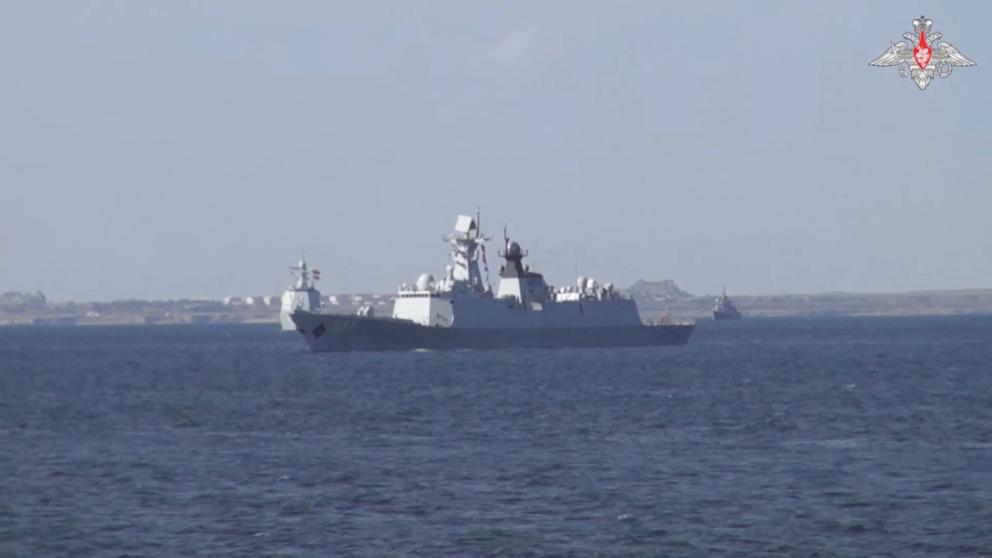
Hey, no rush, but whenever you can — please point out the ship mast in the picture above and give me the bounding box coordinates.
[290,259,311,290]
[442,210,491,294]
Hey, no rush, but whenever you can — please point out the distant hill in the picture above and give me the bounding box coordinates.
[626,279,694,301]
[0,291,47,311]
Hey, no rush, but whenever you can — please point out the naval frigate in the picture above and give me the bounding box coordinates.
[291,212,694,352]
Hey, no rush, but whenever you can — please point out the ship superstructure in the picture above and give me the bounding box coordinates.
[291,212,694,351]
[279,258,322,331]
[390,212,492,327]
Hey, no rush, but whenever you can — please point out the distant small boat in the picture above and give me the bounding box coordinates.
[713,287,742,321]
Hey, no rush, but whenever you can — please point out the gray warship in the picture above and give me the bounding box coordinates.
[712,287,742,321]
[291,212,694,352]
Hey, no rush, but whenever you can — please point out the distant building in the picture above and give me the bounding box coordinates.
[222,296,243,306]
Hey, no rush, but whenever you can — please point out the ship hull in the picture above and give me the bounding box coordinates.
[291,311,694,352]
[713,310,742,321]
[279,312,297,331]
[280,288,322,331]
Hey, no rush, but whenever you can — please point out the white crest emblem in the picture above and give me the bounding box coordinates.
[870,15,975,90]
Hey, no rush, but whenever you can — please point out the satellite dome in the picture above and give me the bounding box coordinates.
[507,242,521,257]
[576,276,588,290]
[415,273,435,291]
[298,260,307,268]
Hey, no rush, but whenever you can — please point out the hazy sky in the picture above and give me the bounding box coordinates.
[1,1,989,301]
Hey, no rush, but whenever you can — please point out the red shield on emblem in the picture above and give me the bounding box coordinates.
[913,32,932,69]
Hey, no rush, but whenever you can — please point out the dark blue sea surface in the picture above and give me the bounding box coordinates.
[1,316,991,556]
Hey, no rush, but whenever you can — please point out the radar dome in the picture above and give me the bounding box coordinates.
[507,241,521,257]
[576,276,588,290]
[415,273,435,291]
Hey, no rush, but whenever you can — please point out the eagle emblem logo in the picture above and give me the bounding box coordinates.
[870,16,975,90]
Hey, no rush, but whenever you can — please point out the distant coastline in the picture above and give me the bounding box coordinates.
[3,286,992,327]
[629,280,992,319]
[633,288,992,320]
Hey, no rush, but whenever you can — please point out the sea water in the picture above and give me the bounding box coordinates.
[1,316,990,556]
